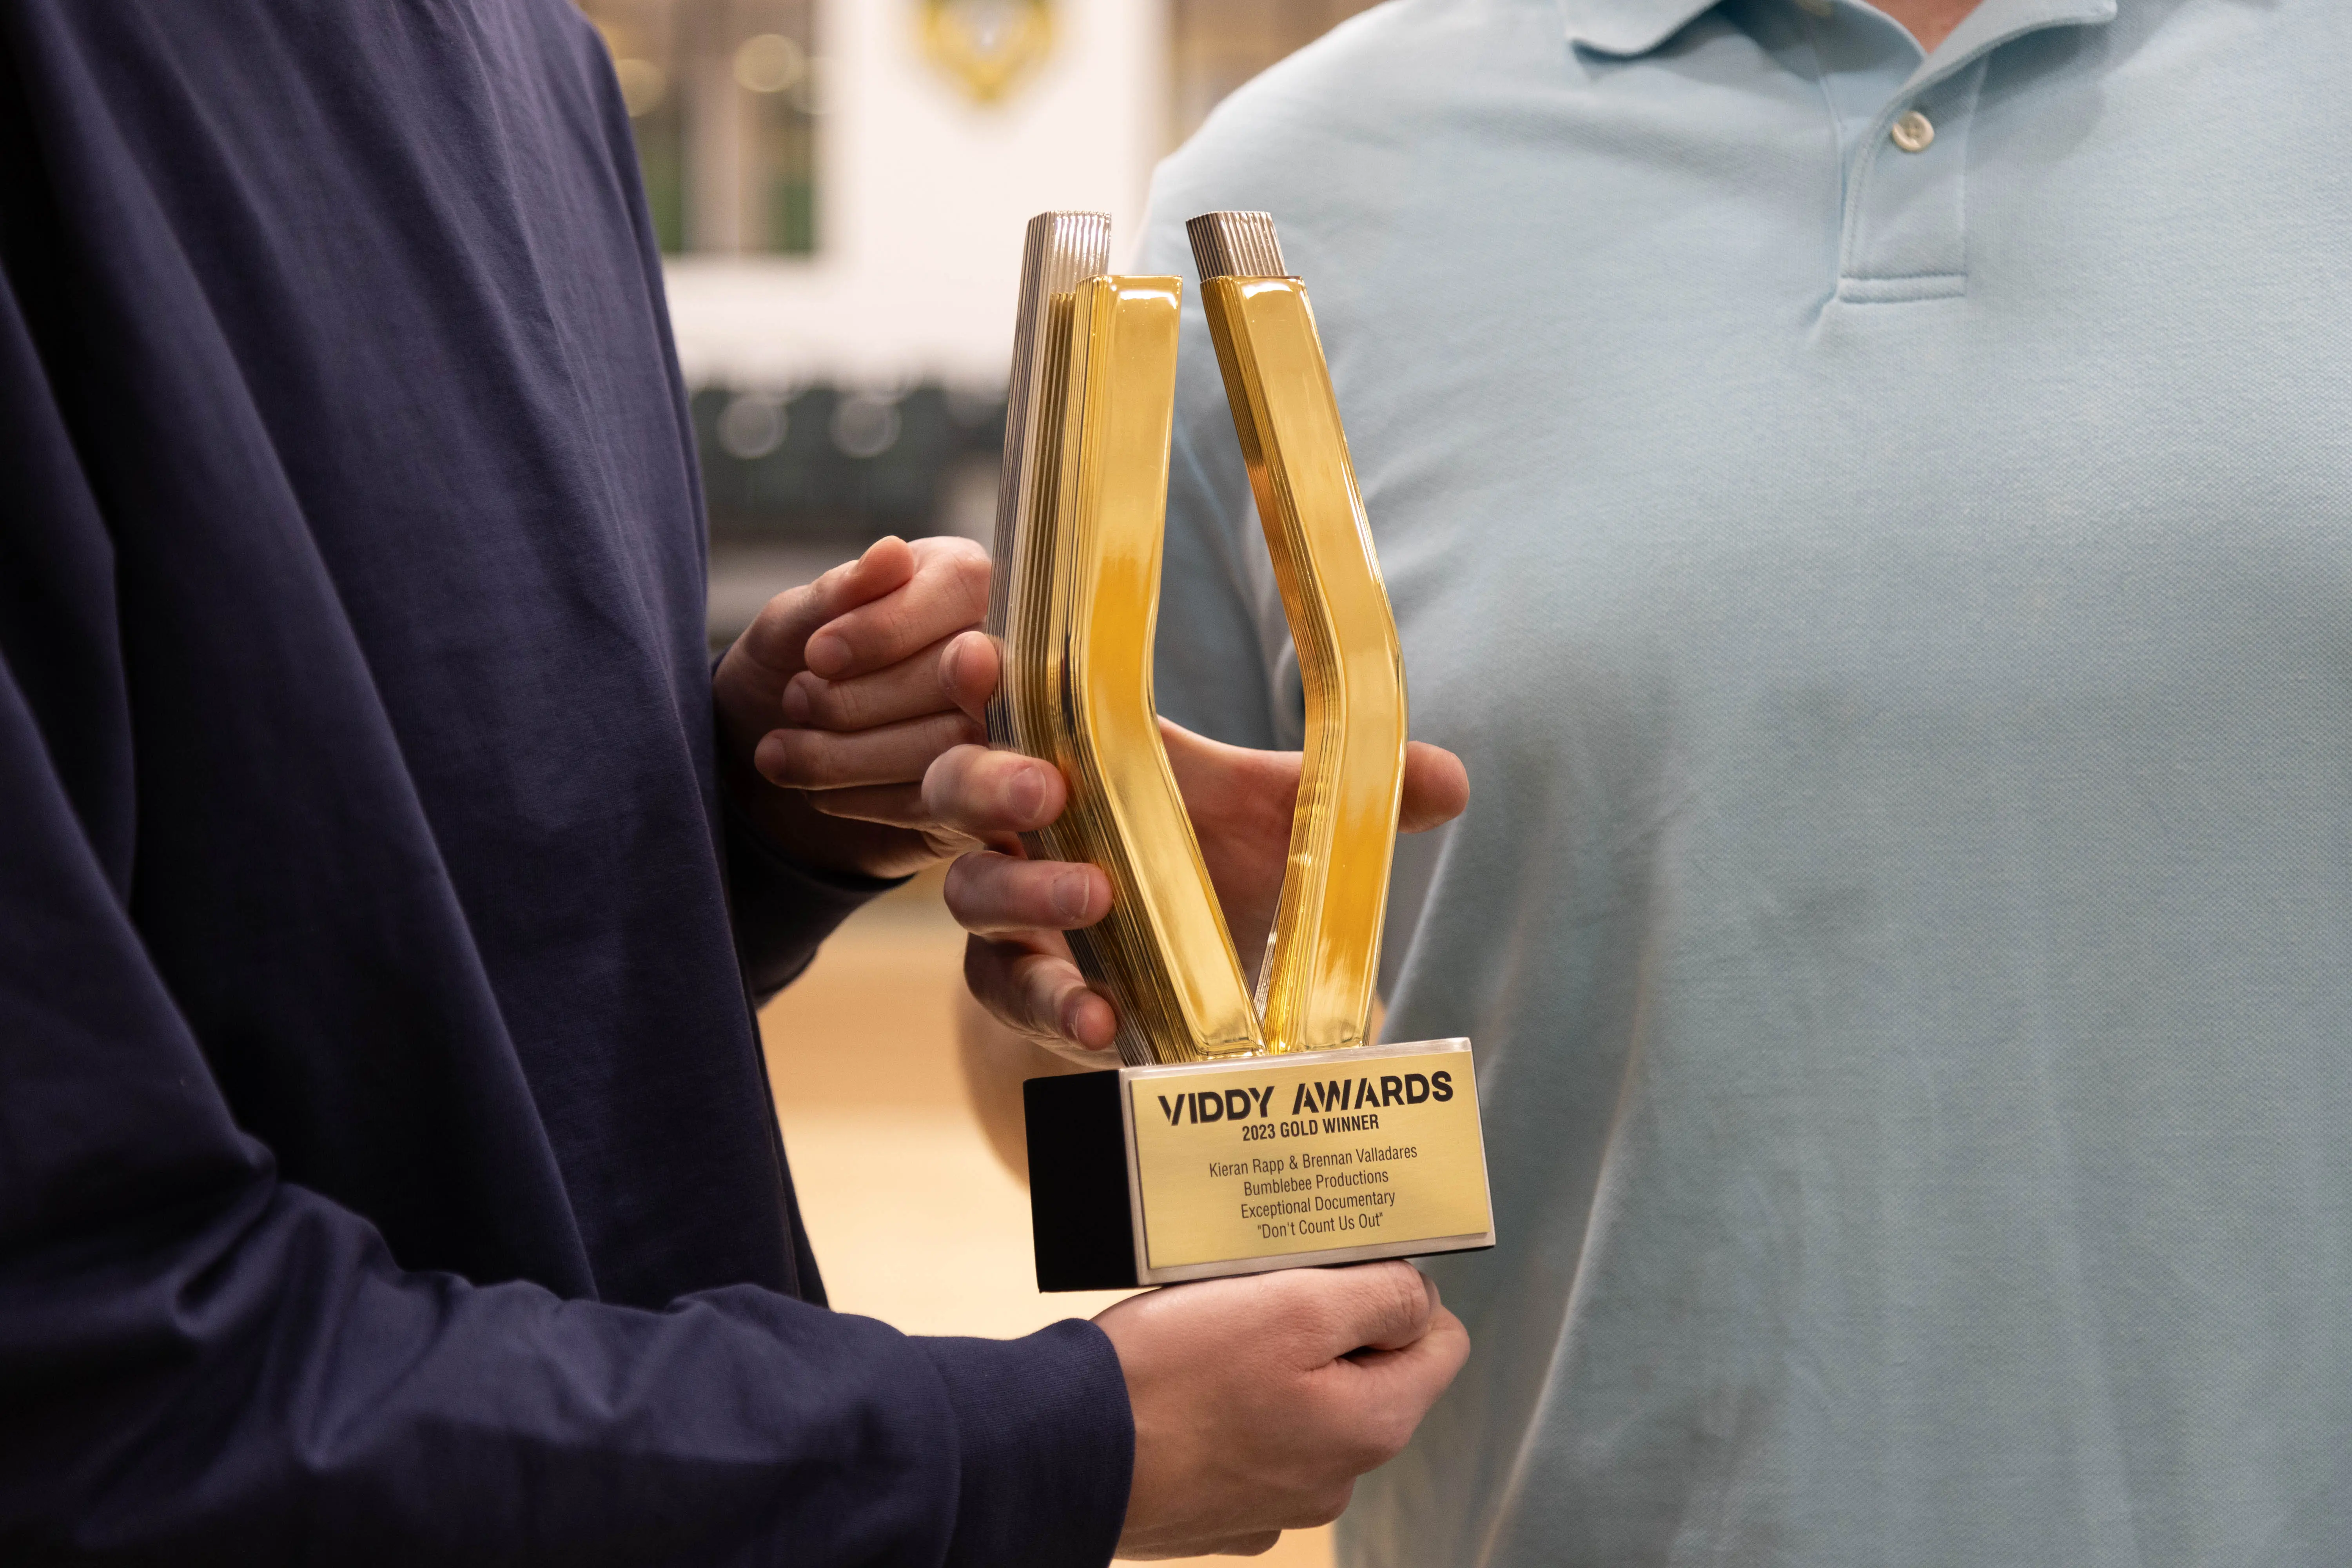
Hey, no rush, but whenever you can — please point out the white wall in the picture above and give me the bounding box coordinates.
[664,0,1166,394]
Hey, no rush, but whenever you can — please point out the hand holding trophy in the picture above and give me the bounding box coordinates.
[980,210,1498,1291]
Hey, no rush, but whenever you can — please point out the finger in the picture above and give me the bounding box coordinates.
[1158,718,1301,849]
[783,636,962,733]
[1302,1301,1468,1477]
[964,933,1119,1049]
[1157,720,1469,838]
[735,537,918,682]
[1399,742,1471,834]
[1288,1481,1357,1529]
[755,710,983,792]
[1329,1303,1471,1428]
[1218,1534,1283,1557]
[805,536,990,680]
[1350,1263,1440,1354]
[802,783,971,837]
[946,850,1112,935]
[922,744,1066,838]
[1353,1265,1441,1353]
[1345,1301,1468,1376]
[1287,1261,1436,1363]
[939,629,1001,724]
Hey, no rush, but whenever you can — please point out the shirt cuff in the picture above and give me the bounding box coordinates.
[721,786,910,999]
[916,1320,1134,1568]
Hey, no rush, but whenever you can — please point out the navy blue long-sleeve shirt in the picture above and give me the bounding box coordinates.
[0,1,1130,1560]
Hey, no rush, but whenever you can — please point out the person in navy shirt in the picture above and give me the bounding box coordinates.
[0,1,1468,1559]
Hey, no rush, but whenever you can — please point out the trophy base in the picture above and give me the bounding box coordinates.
[1024,1038,1495,1290]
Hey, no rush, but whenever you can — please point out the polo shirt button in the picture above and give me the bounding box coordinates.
[1891,110,1935,152]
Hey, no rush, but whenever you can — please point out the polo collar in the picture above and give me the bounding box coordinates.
[1928,0,2118,69]
[1560,0,2120,61]
[1560,0,1722,56]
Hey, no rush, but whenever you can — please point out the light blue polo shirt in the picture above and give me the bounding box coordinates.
[1140,1,2352,1562]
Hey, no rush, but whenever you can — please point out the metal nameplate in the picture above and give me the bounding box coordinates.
[1120,1039,1494,1284]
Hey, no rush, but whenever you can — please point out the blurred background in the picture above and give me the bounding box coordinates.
[572,2,1383,1561]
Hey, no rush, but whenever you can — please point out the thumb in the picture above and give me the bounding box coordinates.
[1291,1262,1437,1363]
[1398,742,1470,834]
[1350,1264,1441,1354]
[736,536,917,683]
[1323,1301,1470,1435]
[1156,718,1302,840]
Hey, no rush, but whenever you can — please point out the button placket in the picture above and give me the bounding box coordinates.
[1835,55,1988,303]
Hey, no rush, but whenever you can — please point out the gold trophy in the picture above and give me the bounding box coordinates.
[990,211,1494,1289]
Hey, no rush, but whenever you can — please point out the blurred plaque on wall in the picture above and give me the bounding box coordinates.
[918,0,1054,104]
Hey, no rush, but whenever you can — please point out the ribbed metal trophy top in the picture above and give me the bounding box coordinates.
[986,210,1112,683]
[1185,211,1289,281]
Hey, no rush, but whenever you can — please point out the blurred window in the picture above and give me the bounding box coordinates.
[579,0,819,255]
[1168,0,1384,145]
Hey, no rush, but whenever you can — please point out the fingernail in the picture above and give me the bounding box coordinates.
[1051,870,1093,923]
[780,679,812,724]
[806,630,848,676]
[1009,768,1047,824]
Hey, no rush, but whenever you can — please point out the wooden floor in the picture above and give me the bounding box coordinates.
[760,873,1335,1568]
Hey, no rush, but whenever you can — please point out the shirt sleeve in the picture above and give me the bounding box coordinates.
[0,277,1130,1568]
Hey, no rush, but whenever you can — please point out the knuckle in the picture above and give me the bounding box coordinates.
[924,747,985,818]
[1284,1290,1352,1352]
[989,859,1047,920]
[927,533,988,571]
[810,561,856,608]
[751,585,803,633]
[962,932,1008,995]
[917,711,979,759]
[1366,1263,1426,1332]
[1011,956,1073,1033]
[942,848,1001,903]
[763,726,822,783]
[950,549,991,610]
[810,680,863,728]
[786,731,871,790]
[881,597,926,648]
[793,677,848,729]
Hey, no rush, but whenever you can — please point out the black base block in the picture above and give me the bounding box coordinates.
[1023,1069,1138,1291]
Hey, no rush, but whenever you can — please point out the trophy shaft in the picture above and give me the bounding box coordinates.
[1056,278,1263,1061]
[1004,269,1264,1064]
[1196,271,1409,1056]
[987,212,1109,753]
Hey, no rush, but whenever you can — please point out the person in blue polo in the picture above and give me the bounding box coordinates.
[959,0,2352,1562]
[0,1,1472,1559]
